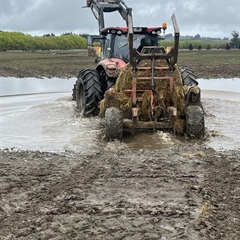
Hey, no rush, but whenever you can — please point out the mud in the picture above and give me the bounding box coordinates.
[0,143,239,239]
[0,50,239,79]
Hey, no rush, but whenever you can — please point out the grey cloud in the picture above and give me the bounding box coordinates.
[0,0,239,38]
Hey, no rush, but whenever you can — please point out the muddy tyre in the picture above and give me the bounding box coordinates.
[72,82,77,100]
[179,66,198,86]
[73,69,91,101]
[76,69,103,117]
[186,105,205,138]
[105,107,123,141]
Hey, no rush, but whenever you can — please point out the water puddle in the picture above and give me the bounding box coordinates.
[0,77,239,152]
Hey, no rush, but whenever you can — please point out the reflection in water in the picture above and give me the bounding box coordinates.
[0,77,239,152]
[198,78,240,93]
[0,77,76,96]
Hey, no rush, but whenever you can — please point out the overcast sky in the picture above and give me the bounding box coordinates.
[0,0,240,39]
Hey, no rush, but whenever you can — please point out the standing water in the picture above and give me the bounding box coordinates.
[198,78,239,150]
[0,77,239,152]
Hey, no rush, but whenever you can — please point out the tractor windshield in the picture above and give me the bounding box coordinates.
[113,34,158,62]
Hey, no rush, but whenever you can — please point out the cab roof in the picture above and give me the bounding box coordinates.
[100,26,163,35]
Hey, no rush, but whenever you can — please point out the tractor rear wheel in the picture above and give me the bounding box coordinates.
[76,69,103,117]
[105,107,123,141]
[180,66,198,86]
[73,69,90,101]
[186,105,205,138]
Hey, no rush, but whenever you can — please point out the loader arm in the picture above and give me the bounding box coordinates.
[171,14,180,66]
[85,0,132,34]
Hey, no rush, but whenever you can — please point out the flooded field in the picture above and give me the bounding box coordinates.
[1,77,239,152]
[198,78,240,150]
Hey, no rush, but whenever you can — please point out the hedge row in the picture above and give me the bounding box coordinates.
[0,31,234,51]
[0,32,87,51]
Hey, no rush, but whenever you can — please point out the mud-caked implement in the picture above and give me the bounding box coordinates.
[73,0,205,140]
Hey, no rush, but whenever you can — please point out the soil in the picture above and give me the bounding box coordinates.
[0,145,239,240]
[0,49,239,79]
[0,50,240,239]
[178,50,240,79]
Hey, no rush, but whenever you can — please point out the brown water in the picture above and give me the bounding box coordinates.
[0,77,239,152]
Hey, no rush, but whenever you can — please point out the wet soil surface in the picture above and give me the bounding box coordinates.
[0,144,239,239]
[0,50,239,239]
[0,50,239,79]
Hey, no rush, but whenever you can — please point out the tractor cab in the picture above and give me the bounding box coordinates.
[99,26,166,62]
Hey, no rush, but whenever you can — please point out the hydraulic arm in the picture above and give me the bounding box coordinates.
[85,0,132,33]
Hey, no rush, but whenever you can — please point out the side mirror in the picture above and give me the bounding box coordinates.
[87,36,93,46]
[87,35,106,46]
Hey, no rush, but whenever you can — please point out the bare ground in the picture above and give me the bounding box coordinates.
[0,50,239,79]
[0,143,239,239]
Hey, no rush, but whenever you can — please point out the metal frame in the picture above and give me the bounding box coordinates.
[85,0,132,34]
[126,14,180,127]
[85,1,182,131]
[128,14,179,70]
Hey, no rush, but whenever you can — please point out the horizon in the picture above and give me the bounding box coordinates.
[0,29,232,41]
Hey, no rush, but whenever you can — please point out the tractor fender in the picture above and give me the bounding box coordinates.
[97,58,127,78]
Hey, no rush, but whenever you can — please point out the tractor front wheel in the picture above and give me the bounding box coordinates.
[186,105,205,138]
[105,107,123,141]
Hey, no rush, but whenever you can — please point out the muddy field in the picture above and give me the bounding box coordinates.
[0,50,240,239]
[0,49,239,79]
[0,145,239,239]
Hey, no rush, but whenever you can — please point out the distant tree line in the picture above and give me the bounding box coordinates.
[161,39,231,50]
[163,31,240,50]
[230,31,240,49]
[0,31,87,51]
[0,30,239,51]
[165,33,229,41]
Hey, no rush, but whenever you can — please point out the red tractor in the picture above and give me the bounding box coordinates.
[72,0,204,140]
